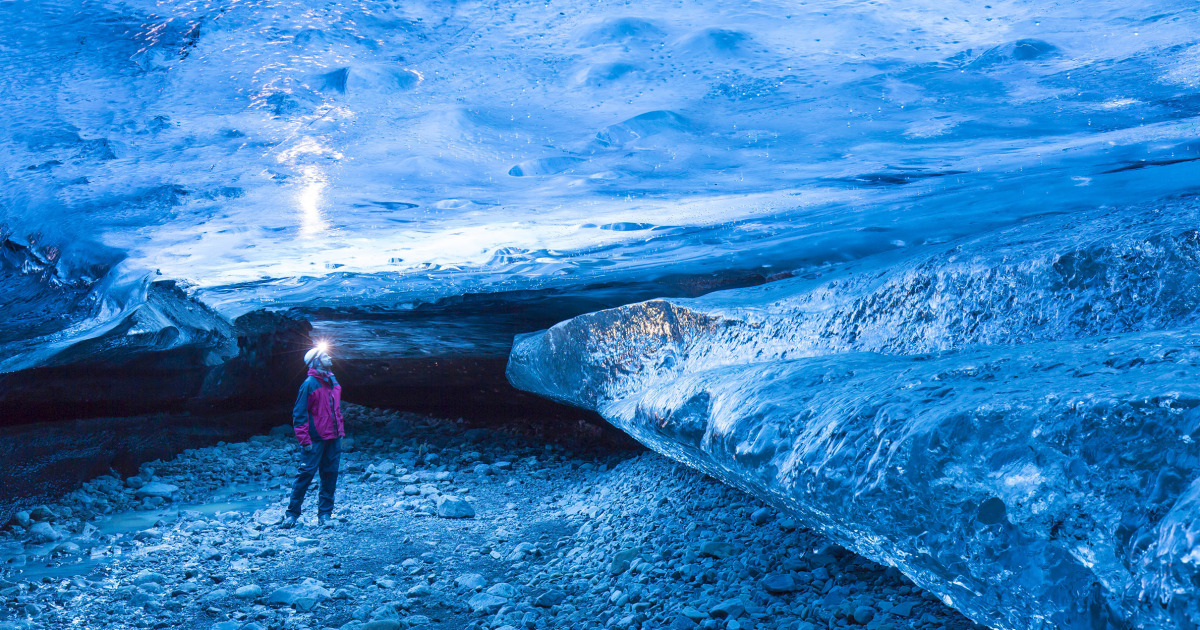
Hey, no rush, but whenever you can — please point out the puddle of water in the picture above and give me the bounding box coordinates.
[5,485,280,582]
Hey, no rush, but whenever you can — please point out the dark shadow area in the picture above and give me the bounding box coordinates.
[0,408,283,523]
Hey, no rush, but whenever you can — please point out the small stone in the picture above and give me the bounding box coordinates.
[668,616,699,630]
[141,581,168,595]
[681,607,707,621]
[890,601,916,617]
[125,476,146,489]
[506,541,538,561]
[28,506,56,522]
[761,574,797,594]
[235,585,263,599]
[610,548,638,575]
[436,495,475,519]
[133,572,167,585]
[51,541,81,556]
[699,541,735,559]
[533,589,566,608]
[134,483,179,500]
[486,582,518,599]
[749,507,773,525]
[853,605,876,624]
[266,578,331,611]
[467,592,508,613]
[28,522,61,543]
[406,584,432,597]
[11,511,31,528]
[455,573,487,591]
[709,598,746,619]
[360,621,403,630]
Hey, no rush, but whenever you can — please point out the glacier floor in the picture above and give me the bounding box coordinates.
[0,404,978,630]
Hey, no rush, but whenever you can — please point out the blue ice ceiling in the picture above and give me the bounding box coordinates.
[5,0,1199,333]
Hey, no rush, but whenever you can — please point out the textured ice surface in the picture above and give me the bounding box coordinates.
[4,0,1200,367]
[508,205,1200,629]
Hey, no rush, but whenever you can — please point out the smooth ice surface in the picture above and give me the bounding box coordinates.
[4,0,1200,368]
[508,204,1200,629]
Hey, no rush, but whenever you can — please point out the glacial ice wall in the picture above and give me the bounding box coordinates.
[507,205,1200,629]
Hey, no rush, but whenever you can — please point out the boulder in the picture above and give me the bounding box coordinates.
[436,495,475,519]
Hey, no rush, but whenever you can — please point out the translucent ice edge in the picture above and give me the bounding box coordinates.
[507,204,1200,629]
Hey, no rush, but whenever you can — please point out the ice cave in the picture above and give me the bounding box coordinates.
[2,0,1199,629]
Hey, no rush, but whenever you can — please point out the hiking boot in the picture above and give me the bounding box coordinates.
[280,514,298,529]
[318,514,333,528]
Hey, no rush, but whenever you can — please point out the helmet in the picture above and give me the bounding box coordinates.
[304,343,333,368]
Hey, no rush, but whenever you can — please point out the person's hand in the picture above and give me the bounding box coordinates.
[302,443,314,453]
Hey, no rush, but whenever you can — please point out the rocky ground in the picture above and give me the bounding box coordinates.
[0,404,983,630]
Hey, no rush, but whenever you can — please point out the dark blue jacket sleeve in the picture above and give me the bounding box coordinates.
[292,377,317,445]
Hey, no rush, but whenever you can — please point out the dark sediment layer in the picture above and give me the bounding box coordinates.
[0,410,282,524]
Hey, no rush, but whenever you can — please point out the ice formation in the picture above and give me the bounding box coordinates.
[3,0,1200,626]
[508,206,1200,630]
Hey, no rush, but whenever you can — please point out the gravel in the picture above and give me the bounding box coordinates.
[0,404,984,630]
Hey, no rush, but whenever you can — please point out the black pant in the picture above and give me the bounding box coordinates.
[287,438,341,518]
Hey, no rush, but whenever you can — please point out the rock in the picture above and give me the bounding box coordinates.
[436,495,475,519]
[28,506,56,522]
[506,541,538,561]
[698,541,735,559]
[125,477,146,490]
[486,582,518,599]
[133,572,167,585]
[10,511,31,528]
[709,598,746,619]
[406,584,432,597]
[28,522,61,543]
[749,507,773,525]
[403,615,431,626]
[890,601,917,617]
[51,541,81,556]
[778,517,798,530]
[853,605,876,624]
[266,578,331,611]
[668,616,700,630]
[361,621,403,630]
[761,574,797,594]
[235,585,263,599]
[533,589,566,608]
[455,573,487,591]
[610,548,639,574]
[134,483,179,500]
[467,592,508,613]
[681,607,707,622]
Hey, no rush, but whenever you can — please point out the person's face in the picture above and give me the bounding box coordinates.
[319,354,333,369]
